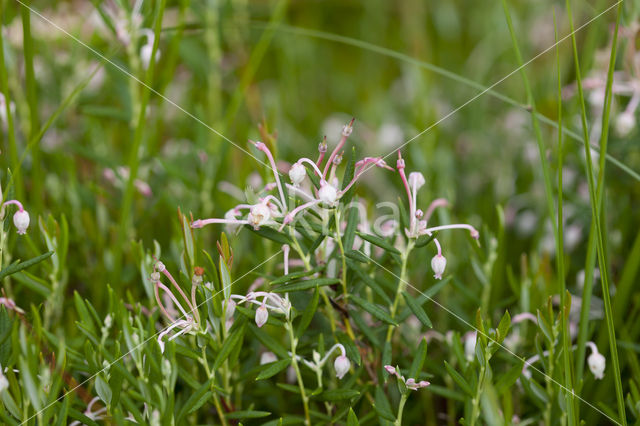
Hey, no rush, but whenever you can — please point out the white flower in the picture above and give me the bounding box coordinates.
[289,162,306,186]
[248,203,271,229]
[615,111,635,136]
[260,352,277,365]
[255,304,269,328]
[408,172,426,191]
[588,345,606,380]
[431,254,447,280]
[334,355,351,379]
[13,210,30,235]
[318,182,338,206]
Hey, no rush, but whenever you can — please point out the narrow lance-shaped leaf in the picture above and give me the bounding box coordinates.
[351,295,397,326]
[402,291,433,329]
[0,250,54,281]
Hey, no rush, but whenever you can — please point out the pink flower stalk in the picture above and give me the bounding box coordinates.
[340,157,392,195]
[424,198,449,223]
[322,118,354,179]
[254,141,287,208]
[2,200,30,235]
[151,261,201,353]
[280,200,321,231]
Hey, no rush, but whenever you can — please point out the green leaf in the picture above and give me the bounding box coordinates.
[226,410,272,419]
[256,359,291,380]
[74,292,97,336]
[95,376,112,405]
[219,255,232,301]
[355,232,400,254]
[347,408,359,426]
[19,357,42,411]
[272,278,339,293]
[495,361,524,395]
[402,291,432,329]
[296,287,319,338]
[340,147,357,205]
[270,266,324,285]
[0,250,54,281]
[408,338,428,379]
[213,323,246,369]
[536,310,554,344]
[177,378,215,421]
[374,387,395,422]
[313,389,359,402]
[342,196,360,250]
[247,225,291,245]
[496,310,511,344]
[414,232,437,248]
[345,250,369,263]
[444,361,474,397]
[350,295,397,326]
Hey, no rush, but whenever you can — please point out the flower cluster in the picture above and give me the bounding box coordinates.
[384,365,430,391]
[396,151,479,279]
[191,119,392,232]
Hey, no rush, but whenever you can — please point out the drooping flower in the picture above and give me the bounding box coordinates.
[431,254,447,280]
[334,354,351,379]
[2,200,30,235]
[255,303,269,328]
[587,342,606,380]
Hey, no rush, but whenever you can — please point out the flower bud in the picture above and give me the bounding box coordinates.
[260,351,277,365]
[224,299,236,321]
[588,348,606,380]
[289,162,306,186]
[248,203,271,229]
[13,210,29,235]
[405,378,430,390]
[318,182,338,206]
[255,304,269,328]
[384,365,397,375]
[408,172,426,190]
[334,355,350,379]
[431,254,447,280]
